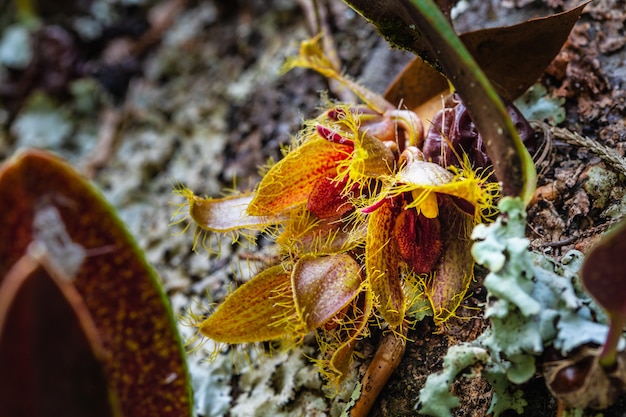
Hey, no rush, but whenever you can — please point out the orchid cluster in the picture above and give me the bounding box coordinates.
[173,37,499,385]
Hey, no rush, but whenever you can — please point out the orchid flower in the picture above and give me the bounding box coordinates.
[172,37,498,385]
[363,147,497,326]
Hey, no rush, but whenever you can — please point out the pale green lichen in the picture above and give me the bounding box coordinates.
[583,165,619,211]
[11,93,73,149]
[339,382,362,417]
[187,336,361,417]
[188,354,233,417]
[514,83,565,126]
[0,25,32,69]
[229,346,326,417]
[417,345,490,416]
[416,197,625,417]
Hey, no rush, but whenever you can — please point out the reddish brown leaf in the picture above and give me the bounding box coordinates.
[459,3,588,101]
[0,149,192,417]
[384,3,590,108]
[384,58,450,123]
[0,252,119,417]
[581,216,626,365]
[581,218,626,315]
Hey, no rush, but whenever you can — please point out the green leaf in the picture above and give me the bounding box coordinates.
[0,149,193,417]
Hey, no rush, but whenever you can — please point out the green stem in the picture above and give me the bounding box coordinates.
[406,0,536,202]
[14,0,40,28]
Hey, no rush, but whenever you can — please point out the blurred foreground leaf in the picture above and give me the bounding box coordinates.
[0,250,120,417]
[0,149,192,417]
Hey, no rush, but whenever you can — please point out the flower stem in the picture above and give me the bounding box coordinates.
[599,311,626,368]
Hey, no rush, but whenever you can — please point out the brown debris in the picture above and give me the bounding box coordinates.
[546,23,612,122]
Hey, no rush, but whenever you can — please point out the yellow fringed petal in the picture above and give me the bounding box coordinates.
[365,200,405,327]
[329,109,396,190]
[198,265,298,343]
[393,156,497,221]
[351,133,396,179]
[176,191,285,232]
[282,36,394,114]
[292,254,363,330]
[411,190,439,218]
[422,199,475,326]
[282,35,339,81]
[316,286,374,387]
[396,159,454,187]
[248,139,351,216]
[276,208,366,256]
